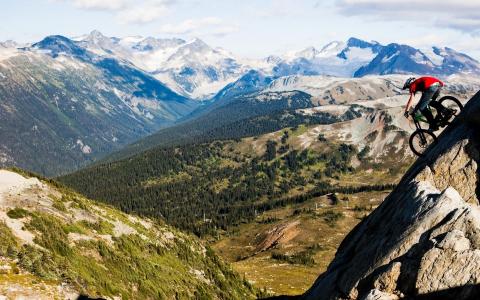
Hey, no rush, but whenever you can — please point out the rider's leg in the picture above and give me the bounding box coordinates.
[416,86,439,131]
[431,86,441,101]
[420,107,437,131]
[429,86,445,119]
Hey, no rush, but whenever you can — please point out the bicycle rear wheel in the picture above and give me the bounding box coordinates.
[409,129,438,156]
[438,96,463,124]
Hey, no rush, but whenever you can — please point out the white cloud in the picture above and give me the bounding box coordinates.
[210,25,240,37]
[159,17,238,37]
[117,4,169,24]
[59,0,175,24]
[70,0,127,10]
[336,0,480,35]
[436,18,480,36]
[159,17,222,35]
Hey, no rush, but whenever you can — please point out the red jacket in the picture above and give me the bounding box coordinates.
[410,77,444,94]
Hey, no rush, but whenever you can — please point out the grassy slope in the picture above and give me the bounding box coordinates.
[59,122,405,236]
[212,190,391,295]
[205,125,411,295]
[58,119,413,296]
[0,170,257,299]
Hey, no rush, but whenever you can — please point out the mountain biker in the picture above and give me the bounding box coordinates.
[403,76,445,131]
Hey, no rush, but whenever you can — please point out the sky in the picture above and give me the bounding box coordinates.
[1,0,480,59]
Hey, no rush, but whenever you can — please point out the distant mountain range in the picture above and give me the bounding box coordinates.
[1,31,480,175]
[7,32,479,100]
[0,34,197,175]
[72,33,480,99]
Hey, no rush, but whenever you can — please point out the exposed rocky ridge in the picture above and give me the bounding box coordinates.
[303,90,480,299]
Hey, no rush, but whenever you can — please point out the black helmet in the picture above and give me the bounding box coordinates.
[403,77,416,90]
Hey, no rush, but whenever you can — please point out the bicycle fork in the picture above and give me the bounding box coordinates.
[414,120,428,146]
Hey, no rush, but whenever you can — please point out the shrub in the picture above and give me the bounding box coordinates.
[271,250,315,266]
[52,200,67,212]
[7,208,29,219]
[0,222,18,257]
[79,220,114,235]
[320,210,344,227]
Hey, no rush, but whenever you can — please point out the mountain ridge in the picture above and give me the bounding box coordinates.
[0,34,198,176]
[4,32,479,100]
[0,168,257,299]
[2,32,480,176]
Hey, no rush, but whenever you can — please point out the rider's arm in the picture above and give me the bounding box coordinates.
[405,92,414,112]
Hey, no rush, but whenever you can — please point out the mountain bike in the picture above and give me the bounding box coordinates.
[408,96,463,156]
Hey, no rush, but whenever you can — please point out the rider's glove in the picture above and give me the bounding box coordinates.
[404,111,410,118]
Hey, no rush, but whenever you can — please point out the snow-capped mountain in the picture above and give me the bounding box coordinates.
[354,43,480,77]
[208,37,479,101]
[151,38,247,100]
[73,31,248,100]
[2,31,480,175]
[263,37,480,80]
[0,34,198,176]
[267,38,383,78]
[39,31,480,101]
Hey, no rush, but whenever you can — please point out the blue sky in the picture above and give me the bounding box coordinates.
[1,0,480,59]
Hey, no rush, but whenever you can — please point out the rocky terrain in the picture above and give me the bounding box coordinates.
[303,90,480,299]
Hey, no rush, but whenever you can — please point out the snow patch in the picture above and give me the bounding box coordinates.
[342,47,376,62]
[381,51,399,63]
[422,47,444,66]
[76,140,92,154]
[0,48,19,61]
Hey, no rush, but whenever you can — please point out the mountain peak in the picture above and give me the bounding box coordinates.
[346,37,378,48]
[32,35,85,57]
[316,41,346,59]
[173,38,211,53]
[295,46,320,60]
[320,41,343,52]
[0,40,18,48]
[265,55,282,64]
[88,30,106,39]
[131,37,185,51]
[189,38,209,47]
[83,30,112,45]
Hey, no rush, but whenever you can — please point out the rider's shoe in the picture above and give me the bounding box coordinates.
[436,109,456,127]
[443,109,455,120]
[428,123,439,131]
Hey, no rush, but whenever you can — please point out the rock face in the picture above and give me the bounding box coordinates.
[303,90,480,299]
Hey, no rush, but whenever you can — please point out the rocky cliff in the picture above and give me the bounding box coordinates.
[303,90,480,299]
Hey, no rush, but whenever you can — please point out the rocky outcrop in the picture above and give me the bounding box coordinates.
[255,220,300,253]
[303,90,480,299]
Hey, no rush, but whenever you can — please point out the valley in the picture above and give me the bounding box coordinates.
[58,118,408,236]
[213,189,390,295]
[2,27,480,299]
[2,32,480,177]
[56,74,479,297]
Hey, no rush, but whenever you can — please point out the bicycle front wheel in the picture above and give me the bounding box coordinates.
[409,129,438,156]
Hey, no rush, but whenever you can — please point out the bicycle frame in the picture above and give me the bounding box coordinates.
[412,115,429,146]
